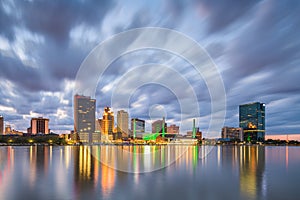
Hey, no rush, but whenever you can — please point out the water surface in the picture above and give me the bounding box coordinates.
[0,145,299,200]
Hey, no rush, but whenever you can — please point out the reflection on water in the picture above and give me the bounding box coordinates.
[0,145,300,200]
[239,146,265,200]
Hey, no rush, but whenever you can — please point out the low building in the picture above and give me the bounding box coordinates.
[4,125,23,136]
[186,127,202,140]
[28,117,50,134]
[151,118,167,134]
[221,126,243,141]
[131,118,145,138]
[167,124,179,134]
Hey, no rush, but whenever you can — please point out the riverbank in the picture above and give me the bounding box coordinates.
[0,134,66,146]
[1,135,300,146]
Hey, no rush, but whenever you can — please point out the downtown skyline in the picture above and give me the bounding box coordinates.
[0,0,299,136]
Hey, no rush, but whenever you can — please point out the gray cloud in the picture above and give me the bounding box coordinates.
[18,0,114,44]
[196,0,260,33]
[0,0,299,135]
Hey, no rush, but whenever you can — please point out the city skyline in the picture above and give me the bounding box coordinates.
[0,1,299,137]
[0,93,298,138]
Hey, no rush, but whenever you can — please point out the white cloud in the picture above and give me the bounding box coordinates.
[0,105,16,113]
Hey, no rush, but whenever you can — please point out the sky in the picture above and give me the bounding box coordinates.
[0,0,299,137]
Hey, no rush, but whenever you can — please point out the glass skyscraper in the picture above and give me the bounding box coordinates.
[239,102,265,142]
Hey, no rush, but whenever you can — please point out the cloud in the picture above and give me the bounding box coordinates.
[196,0,260,33]
[0,0,299,135]
[16,0,114,44]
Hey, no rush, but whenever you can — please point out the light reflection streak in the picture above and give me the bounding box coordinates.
[239,146,265,199]
[217,145,221,168]
[29,146,37,188]
[285,146,289,170]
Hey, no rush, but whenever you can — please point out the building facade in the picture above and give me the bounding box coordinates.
[73,94,96,143]
[221,126,244,141]
[167,124,179,134]
[117,110,129,137]
[239,102,265,142]
[0,115,3,135]
[101,107,115,139]
[29,117,50,134]
[130,118,145,138]
[152,118,167,134]
[186,128,202,140]
[5,125,11,134]
[131,118,145,133]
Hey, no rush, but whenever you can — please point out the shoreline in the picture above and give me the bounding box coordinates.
[1,143,300,147]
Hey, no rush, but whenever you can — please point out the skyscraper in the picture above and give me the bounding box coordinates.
[239,102,265,142]
[117,110,128,137]
[74,94,96,143]
[29,117,50,134]
[101,107,114,139]
[0,115,3,135]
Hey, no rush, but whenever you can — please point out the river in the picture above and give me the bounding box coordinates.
[0,145,299,200]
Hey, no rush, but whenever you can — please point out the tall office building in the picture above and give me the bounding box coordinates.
[29,117,50,134]
[101,107,114,138]
[239,102,265,142]
[74,94,96,143]
[152,117,167,133]
[117,110,129,137]
[0,115,3,135]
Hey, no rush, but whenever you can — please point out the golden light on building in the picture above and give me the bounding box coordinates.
[248,122,257,129]
[101,107,114,135]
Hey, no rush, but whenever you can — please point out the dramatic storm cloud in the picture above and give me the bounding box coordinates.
[0,0,299,136]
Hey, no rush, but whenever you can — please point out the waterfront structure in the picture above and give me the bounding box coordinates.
[28,117,50,134]
[221,126,244,141]
[73,94,96,143]
[4,125,23,136]
[186,128,202,139]
[117,110,129,137]
[186,119,202,140]
[239,102,265,142]
[265,134,300,141]
[167,124,179,134]
[152,117,167,134]
[0,115,3,135]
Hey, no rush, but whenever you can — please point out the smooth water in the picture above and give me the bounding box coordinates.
[0,145,300,200]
